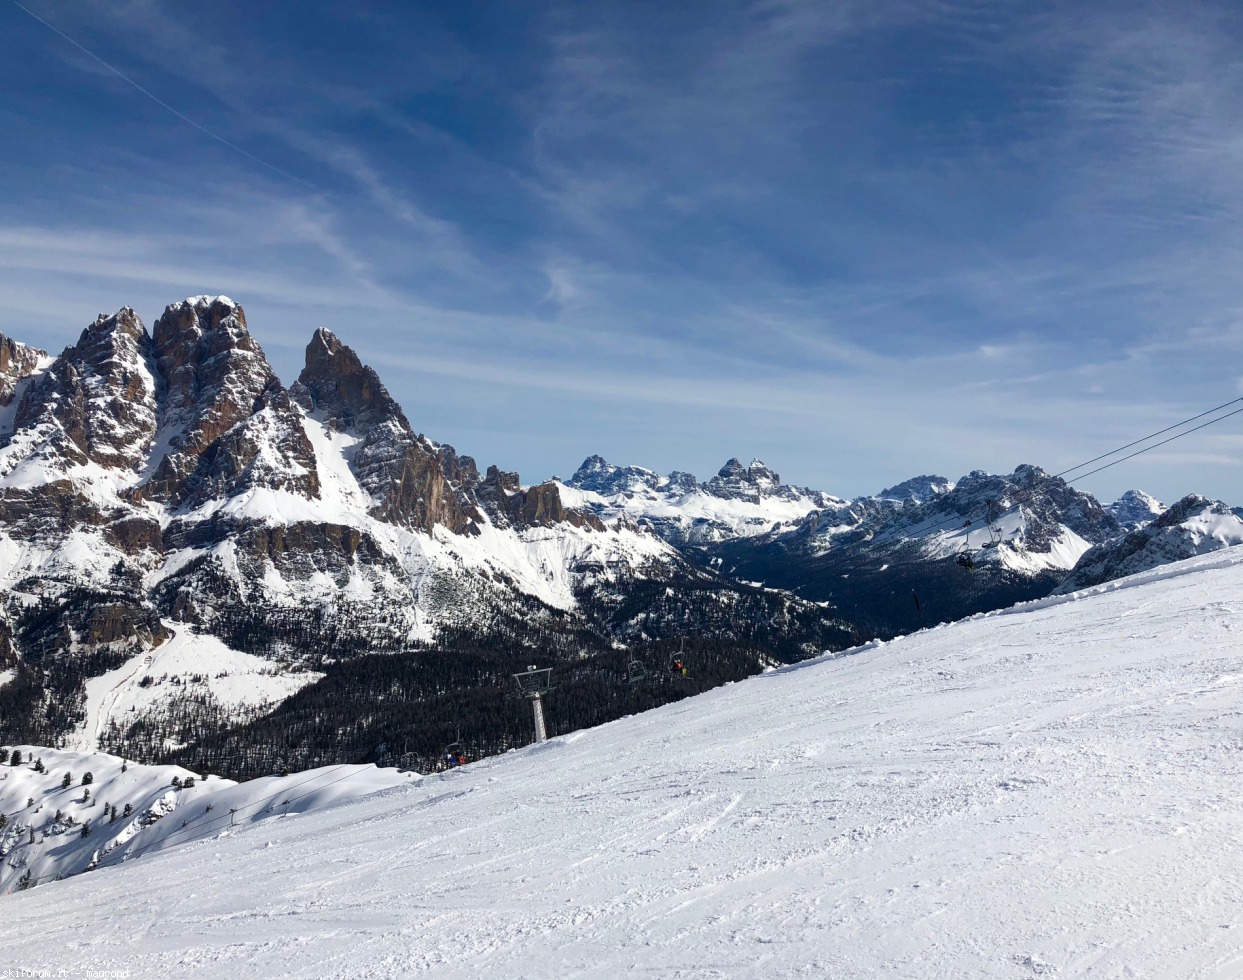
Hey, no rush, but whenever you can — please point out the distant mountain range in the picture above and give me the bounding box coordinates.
[0,296,1238,775]
[559,454,1242,637]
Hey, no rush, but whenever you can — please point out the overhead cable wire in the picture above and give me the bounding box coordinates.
[1048,396,1243,481]
[9,0,309,187]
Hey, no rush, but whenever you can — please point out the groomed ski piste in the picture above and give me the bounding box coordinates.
[5,547,1243,978]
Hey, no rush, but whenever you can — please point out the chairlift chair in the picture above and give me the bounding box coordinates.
[983,498,1004,548]
[626,660,647,685]
[668,638,691,679]
[442,735,466,768]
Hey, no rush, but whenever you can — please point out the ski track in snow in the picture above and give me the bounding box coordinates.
[6,548,1243,978]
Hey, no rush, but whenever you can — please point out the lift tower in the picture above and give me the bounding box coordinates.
[513,666,554,743]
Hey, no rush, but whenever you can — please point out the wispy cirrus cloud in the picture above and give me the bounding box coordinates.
[4,0,1243,500]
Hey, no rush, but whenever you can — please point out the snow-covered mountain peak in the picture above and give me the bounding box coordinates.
[291,327,484,533]
[292,325,410,436]
[567,455,664,495]
[0,306,160,487]
[707,457,788,500]
[1108,488,1165,530]
[138,296,307,507]
[874,473,953,502]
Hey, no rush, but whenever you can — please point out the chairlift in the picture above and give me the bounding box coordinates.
[442,730,467,768]
[982,498,1004,549]
[668,638,691,679]
[626,660,647,685]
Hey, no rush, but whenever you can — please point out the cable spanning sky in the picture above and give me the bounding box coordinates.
[2,0,1242,503]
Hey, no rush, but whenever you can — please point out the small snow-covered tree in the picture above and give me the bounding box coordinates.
[33,758,44,773]
[182,777,195,789]
[171,776,182,790]
[81,772,93,786]
[122,803,133,818]
[9,749,21,766]
[0,813,6,831]
[80,822,91,838]
[60,772,71,789]
[82,788,90,803]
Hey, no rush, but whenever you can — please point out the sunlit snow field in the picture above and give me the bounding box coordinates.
[5,548,1243,978]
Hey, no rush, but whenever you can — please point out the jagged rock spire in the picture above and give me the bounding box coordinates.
[137,296,318,506]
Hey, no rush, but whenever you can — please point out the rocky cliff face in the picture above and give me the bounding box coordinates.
[0,334,46,408]
[0,308,156,483]
[289,327,602,535]
[134,296,318,507]
[291,327,480,533]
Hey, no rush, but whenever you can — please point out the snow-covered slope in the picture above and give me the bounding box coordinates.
[7,546,1243,977]
[71,625,324,753]
[0,747,413,893]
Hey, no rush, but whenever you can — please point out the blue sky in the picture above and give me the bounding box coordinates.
[2,0,1243,504]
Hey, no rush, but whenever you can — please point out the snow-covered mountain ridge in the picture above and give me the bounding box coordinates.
[563,454,1173,577]
[1056,494,1243,593]
[559,454,845,546]
[1,294,1235,779]
[569,451,1240,641]
[6,545,1243,977]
